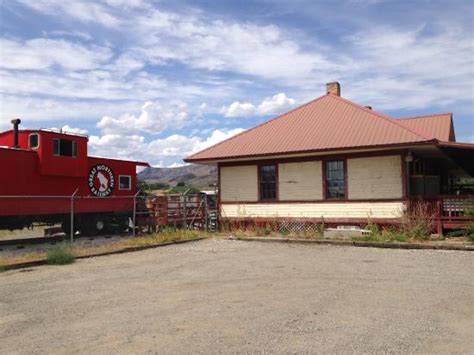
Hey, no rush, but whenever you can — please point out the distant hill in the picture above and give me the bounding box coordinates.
[138,164,217,188]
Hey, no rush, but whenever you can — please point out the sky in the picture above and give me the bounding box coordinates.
[0,0,473,167]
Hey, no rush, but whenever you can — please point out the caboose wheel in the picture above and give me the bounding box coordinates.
[95,220,105,232]
[82,215,108,236]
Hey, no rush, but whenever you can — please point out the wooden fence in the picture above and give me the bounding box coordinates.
[135,194,218,232]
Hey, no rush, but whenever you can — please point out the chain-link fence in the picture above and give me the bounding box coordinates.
[0,192,218,243]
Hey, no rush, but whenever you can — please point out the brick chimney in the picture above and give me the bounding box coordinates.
[326,82,340,96]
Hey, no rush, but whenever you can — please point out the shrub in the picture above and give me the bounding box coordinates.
[46,244,75,265]
[381,229,409,242]
[465,206,474,242]
[401,200,437,240]
[365,222,380,237]
[445,229,468,238]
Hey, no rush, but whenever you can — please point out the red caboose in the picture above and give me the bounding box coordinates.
[0,119,149,235]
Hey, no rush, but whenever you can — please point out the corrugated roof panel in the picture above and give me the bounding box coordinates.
[185,93,434,162]
[397,113,453,141]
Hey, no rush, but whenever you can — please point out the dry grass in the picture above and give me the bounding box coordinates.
[227,228,325,240]
[0,251,47,266]
[0,229,208,267]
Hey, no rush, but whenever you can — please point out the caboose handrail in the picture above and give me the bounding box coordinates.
[39,127,89,138]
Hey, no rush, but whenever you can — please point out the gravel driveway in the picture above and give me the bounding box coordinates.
[1,238,473,353]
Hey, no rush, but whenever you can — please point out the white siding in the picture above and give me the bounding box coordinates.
[221,202,405,219]
[279,161,322,200]
[348,155,403,199]
[220,165,258,202]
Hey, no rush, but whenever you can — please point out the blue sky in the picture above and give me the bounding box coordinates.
[0,0,473,166]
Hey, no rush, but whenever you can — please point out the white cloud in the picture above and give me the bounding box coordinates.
[50,125,88,135]
[0,94,141,122]
[61,125,88,135]
[19,1,340,84]
[222,93,296,118]
[134,13,343,85]
[345,25,474,109]
[88,128,245,166]
[45,30,93,41]
[97,101,188,135]
[0,69,167,100]
[17,0,121,28]
[257,93,296,115]
[4,0,474,159]
[0,62,237,105]
[103,0,147,8]
[222,101,256,118]
[0,119,10,131]
[0,38,112,70]
[194,128,245,152]
[12,0,474,114]
[106,53,146,74]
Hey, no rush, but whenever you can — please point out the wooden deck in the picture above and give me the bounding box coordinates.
[409,195,473,234]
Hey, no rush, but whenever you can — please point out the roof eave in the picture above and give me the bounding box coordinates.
[184,140,438,164]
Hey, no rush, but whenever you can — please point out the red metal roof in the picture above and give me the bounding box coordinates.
[396,113,454,142]
[185,93,445,162]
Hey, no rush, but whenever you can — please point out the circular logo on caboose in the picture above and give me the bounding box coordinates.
[88,164,115,197]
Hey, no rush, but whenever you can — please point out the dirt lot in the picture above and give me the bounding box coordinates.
[1,238,473,353]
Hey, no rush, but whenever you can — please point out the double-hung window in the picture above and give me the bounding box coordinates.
[325,160,345,199]
[259,164,277,200]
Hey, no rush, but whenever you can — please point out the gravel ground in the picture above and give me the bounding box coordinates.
[0,238,473,354]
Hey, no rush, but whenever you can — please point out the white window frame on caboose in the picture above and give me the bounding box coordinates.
[119,175,132,190]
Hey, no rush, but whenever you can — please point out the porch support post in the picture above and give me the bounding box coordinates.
[436,200,443,236]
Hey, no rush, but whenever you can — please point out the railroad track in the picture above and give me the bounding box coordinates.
[0,235,64,248]
[0,232,131,249]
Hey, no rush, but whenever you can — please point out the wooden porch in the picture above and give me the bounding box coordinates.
[408,195,473,234]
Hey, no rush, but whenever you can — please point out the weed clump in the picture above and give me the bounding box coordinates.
[46,244,75,265]
[256,227,272,236]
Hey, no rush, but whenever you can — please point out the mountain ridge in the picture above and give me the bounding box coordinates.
[138,164,217,188]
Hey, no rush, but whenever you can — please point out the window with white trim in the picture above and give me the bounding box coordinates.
[119,175,131,190]
[28,133,39,149]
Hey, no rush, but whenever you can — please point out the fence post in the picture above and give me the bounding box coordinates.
[70,188,79,243]
[436,199,443,235]
[183,195,187,229]
[133,191,140,238]
[204,194,208,232]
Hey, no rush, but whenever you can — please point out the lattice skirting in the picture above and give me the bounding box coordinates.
[220,217,400,233]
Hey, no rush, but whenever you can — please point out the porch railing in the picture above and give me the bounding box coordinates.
[408,195,473,232]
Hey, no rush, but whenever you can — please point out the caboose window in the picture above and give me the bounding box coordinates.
[28,134,39,149]
[53,138,77,157]
[119,175,131,190]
